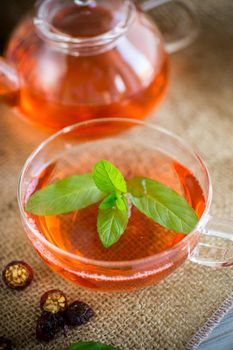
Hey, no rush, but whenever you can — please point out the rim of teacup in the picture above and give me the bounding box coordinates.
[18,118,212,269]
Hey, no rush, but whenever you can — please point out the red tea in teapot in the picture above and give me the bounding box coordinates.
[4,0,168,130]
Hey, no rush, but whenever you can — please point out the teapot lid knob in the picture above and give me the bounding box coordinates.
[34,0,135,55]
[74,0,95,5]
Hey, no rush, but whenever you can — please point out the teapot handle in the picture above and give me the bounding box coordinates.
[141,0,199,54]
[0,57,20,106]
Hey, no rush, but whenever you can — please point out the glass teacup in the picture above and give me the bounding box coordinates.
[18,119,233,292]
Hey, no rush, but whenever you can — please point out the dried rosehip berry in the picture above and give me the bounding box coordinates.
[40,290,68,314]
[0,337,12,350]
[36,312,65,343]
[2,261,33,290]
[64,301,94,327]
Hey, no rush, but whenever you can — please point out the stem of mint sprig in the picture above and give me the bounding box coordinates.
[26,160,198,248]
[69,341,120,350]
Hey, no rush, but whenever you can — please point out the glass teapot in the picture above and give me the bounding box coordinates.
[0,0,197,130]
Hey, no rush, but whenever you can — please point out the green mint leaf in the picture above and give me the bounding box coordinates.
[69,342,120,350]
[26,174,105,216]
[97,202,129,248]
[99,193,128,212]
[127,176,198,234]
[116,194,128,212]
[99,193,117,209]
[93,160,127,193]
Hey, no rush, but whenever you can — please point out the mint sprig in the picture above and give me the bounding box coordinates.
[69,341,120,350]
[26,160,199,248]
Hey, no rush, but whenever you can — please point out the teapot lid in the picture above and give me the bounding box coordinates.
[34,0,135,53]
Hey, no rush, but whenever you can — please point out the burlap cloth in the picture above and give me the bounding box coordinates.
[1,1,233,349]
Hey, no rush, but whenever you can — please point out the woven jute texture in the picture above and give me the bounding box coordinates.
[1,1,233,349]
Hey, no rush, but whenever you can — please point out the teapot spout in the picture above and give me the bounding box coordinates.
[0,57,19,106]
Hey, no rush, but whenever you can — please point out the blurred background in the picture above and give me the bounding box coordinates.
[0,0,34,53]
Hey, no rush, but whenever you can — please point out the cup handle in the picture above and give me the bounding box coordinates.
[140,0,199,54]
[189,217,233,268]
[0,57,20,106]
